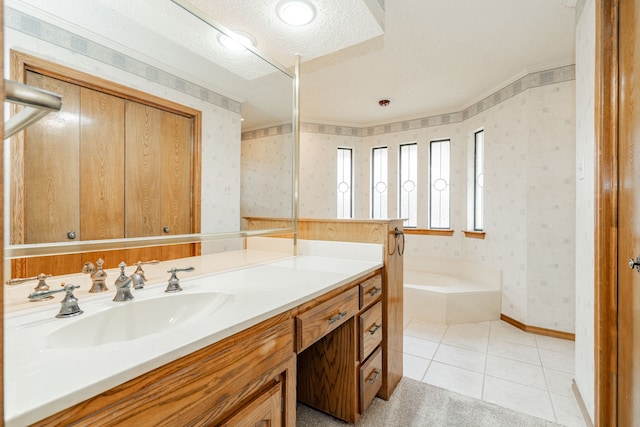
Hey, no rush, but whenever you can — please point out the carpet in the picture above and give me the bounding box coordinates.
[296,377,561,426]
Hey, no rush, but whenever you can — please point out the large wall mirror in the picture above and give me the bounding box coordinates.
[3,0,296,276]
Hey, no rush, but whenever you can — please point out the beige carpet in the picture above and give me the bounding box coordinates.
[296,377,561,426]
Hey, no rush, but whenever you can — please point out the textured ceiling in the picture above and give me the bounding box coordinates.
[297,0,576,127]
[181,0,576,127]
[183,0,385,69]
[12,0,576,129]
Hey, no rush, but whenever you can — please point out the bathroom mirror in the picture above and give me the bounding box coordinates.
[3,0,295,264]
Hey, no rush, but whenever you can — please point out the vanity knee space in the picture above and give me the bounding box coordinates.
[295,270,385,424]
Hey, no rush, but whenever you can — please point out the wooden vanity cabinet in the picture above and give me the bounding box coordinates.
[33,314,296,427]
[243,217,405,401]
[296,270,384,423]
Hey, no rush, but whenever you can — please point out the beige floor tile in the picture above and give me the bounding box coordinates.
[404,319,447,342]
[433,343,486,373]
[544,367,575,397]
[403,353,430,381]
[482,375,555,422]
[488,336,542,365]
[423,361,484,399]
[551,392,587,426]
[536,334,575,354]
[404,335,439,359]
[539,348,575,374]
[489,321,537,347]
[485,355,547,390]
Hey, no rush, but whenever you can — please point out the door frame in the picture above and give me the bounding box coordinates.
[595,0,619,425]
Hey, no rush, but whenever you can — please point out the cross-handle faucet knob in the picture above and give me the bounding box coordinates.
[6,273,52,288]
[7,273,53,299]
[165,267,195,293]
[133,259,160,282]
[28,283,83,318]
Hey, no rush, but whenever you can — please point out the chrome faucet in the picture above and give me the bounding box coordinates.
[6,273,53,300]
[82,258,108,293]
[113,262,145,302]
[165,267,195,293]
[28,283,83,318]
[133,259,160,282]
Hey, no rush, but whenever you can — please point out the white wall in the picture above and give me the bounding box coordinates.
[574,0,596,419]
[243,72,577,333]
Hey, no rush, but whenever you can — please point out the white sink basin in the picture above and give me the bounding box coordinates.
[47,292,233,349]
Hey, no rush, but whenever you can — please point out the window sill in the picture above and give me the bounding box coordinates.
[404,229,454,236]
[463,230,486,239]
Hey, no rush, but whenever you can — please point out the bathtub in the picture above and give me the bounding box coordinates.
[403,256,501,324]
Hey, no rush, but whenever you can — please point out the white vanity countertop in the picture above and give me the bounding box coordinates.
[4,247,383,426]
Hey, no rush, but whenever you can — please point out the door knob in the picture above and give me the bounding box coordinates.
[629,256,640,272]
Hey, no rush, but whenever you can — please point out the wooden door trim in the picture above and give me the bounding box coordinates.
[594,0,619,425]
[9,49,203,242]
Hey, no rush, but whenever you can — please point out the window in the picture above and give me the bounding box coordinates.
[337,147,353,218]
[473,130,484,230]
[371,147,388,219]
[429,139,450,229]
[399,143,417,227]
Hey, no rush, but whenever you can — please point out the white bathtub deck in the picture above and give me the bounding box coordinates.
[403,264,501,325]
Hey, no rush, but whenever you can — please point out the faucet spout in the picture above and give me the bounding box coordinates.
[113,262,134,302]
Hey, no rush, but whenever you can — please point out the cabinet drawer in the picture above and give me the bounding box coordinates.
[359,301,383,361]
[359,273,382,309]
[359,346,383,413]
[296,286,359,352]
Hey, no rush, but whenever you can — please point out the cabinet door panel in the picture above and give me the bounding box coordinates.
[220,382,282,427]
[161,111,192,235]
[80,87,125,240]
[24,72,80,243]
[125,101,162,237]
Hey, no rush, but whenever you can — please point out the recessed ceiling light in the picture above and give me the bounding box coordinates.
[217,31,256,51]
[276,0,316,26]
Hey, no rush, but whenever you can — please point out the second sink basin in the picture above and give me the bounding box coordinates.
[47,291,233,349]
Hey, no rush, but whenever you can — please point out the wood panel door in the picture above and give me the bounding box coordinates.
[125,101,163,237]
[23,72,80,243]
[618,0,640,423]
[125,102,193,237]
[80,87,125,240]
[161,110,192,235]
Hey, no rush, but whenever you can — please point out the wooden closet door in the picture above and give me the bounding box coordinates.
[80,87,125,240]
[24,72,80,243]
[161,111,192,235]
[125,101,163,237]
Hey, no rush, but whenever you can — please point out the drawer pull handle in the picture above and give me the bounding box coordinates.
[367,369,380,384]
[328,311,347,324]
[369,324,382,335]
[368,287,381,297]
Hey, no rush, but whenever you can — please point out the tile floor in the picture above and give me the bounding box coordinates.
[403,318,586,426]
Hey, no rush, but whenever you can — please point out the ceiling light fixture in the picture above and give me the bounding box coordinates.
[378,99,390,107]
[276,0,316,26]
[217,31,256,51]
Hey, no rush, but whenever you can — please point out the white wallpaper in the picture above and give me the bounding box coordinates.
[240,134,293,218]
[574,0,596,419]
[242,77,577,334]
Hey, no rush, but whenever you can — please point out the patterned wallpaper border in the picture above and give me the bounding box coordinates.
[6,7,242,114]
[242,64,576,141]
